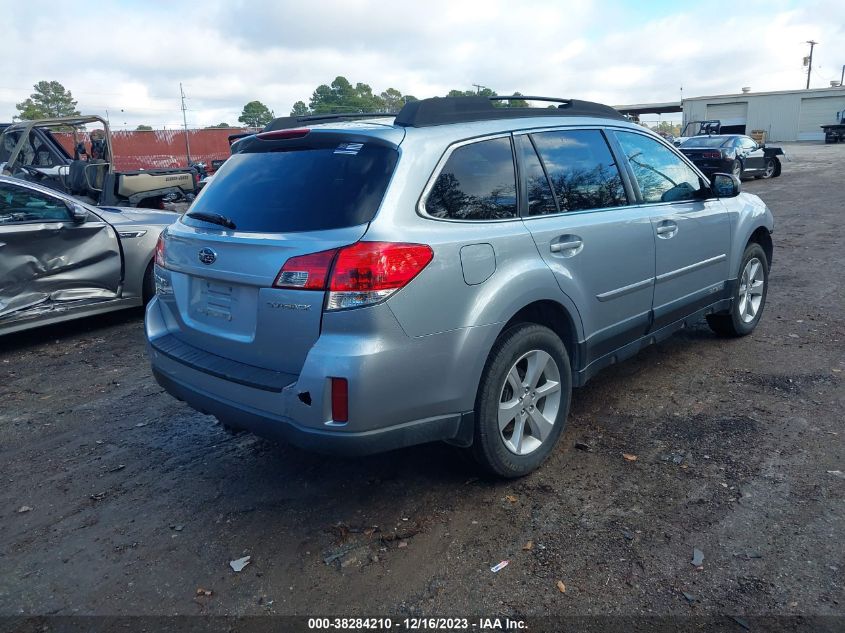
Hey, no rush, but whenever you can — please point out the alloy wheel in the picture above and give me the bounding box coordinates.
[764,159,775,177]
[498,349,562,455]
[738,257,765,323]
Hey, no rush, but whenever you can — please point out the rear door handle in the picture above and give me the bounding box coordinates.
[550,236,583,253]
[656,221,678,239]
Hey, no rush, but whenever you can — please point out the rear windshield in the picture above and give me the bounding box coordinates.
[188,143,398,232]
[680,136,731,148]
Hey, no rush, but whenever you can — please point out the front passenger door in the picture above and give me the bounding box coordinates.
[613,131,731,331]
[0,182,122,322]
[518,129,656,364]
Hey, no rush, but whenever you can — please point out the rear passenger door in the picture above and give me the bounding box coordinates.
[613,130,731,330]
[737,136,764,172]
[516,129,656,366]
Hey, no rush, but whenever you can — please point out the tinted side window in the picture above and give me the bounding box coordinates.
[616,131,705,203]
[0,184,70,224]
[426,137,517,220]
[531,130,627,212]
[515,135,557,216]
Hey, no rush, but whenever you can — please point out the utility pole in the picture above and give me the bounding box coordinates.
[472,83,488,95]
[180,82,192,165]
[840,64,844,87]
[805,40,818,89]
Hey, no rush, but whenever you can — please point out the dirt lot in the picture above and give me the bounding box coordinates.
[1,143,843,626]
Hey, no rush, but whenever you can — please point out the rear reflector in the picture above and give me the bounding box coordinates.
[256,128,310,140]
[155,234,166,268]
[331,377,348,422]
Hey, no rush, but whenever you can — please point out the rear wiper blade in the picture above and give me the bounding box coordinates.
[186,210,237,230]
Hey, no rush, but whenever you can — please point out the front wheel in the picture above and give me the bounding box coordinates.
[706,243,769,337]
[471,324,571,478]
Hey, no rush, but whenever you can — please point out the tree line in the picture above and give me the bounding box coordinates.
[10,78,550,131]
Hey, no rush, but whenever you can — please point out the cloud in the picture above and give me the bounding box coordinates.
[1,0,843,128]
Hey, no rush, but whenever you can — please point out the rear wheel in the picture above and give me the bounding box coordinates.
[731,159,743,179]
[761,158,776,179]
[706,243,768,337]
[471,324,571,478]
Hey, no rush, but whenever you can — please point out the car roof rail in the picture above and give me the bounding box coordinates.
[263,112,393,131]
[393,95,626,128]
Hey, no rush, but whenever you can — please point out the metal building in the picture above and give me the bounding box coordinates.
[682,86,845,141]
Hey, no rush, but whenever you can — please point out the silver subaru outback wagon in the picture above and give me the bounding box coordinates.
[146,96,773,477]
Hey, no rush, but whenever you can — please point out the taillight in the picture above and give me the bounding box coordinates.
[155,234,166,268]
[702,150,722,159]
[330,377,348,422]
[273,249,338,290]
[327,242,433,310]
[272,242,433,311]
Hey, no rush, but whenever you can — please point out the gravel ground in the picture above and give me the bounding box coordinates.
[1,142,843,626]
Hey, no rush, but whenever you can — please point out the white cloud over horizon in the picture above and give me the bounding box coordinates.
[2,0,843,129]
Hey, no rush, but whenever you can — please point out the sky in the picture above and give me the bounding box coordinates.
[2,0,844,129]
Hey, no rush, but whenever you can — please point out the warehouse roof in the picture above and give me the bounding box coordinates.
[683,86,845,102]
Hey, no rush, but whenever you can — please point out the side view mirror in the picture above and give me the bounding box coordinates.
[66,201,89,223]
[711,173,741,198]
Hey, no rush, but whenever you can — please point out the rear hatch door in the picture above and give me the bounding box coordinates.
[159,127,401,375]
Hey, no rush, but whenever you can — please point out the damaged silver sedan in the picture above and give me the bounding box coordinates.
[0,176,178,335]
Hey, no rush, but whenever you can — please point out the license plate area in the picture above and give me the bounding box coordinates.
[187,277,256,338]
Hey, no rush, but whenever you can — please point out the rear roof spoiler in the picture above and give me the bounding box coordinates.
[263,112,392,132]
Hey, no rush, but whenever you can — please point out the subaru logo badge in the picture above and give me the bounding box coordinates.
[198,247,217,265]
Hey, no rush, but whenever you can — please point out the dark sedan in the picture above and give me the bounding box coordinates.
[679,134,783,180]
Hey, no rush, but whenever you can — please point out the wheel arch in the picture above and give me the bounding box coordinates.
[747,226,773,268]
[498,299,582,375]
[142,257,155,304]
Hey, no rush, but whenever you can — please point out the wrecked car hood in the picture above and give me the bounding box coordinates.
[94,206,180,227]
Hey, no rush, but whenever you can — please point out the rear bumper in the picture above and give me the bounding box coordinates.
[145,295,485,454]
[152,367,469,456]
[693,159,732,176]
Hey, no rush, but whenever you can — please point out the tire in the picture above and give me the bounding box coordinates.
[706,243,769,337]
[761,158,776,179]
[731,159,743,180]
[138,196,164,210]
[470,323,571,478]
[142,261,155,305]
